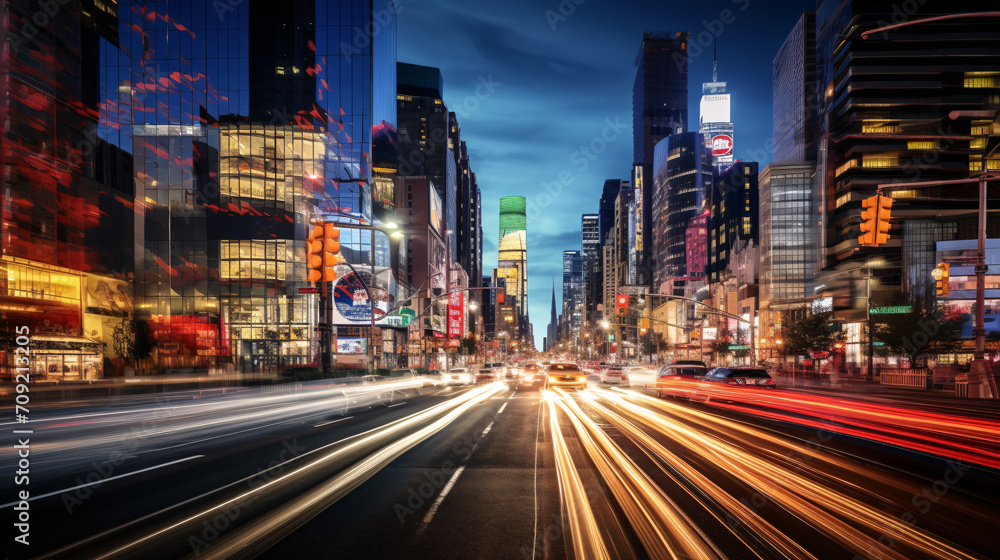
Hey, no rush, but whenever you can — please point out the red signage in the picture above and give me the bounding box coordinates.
[448,291,464,338]
[297,287,319,294]
[711,135,733,156]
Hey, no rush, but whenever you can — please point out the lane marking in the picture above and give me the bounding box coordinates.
[387,402,407,408]
[314,416,354,428]
[481,421,494,438]
[416,465,466,535]
[0,455,204,508]
[498,402,508,414]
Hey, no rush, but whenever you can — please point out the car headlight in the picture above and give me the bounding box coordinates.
[577,376,585,382]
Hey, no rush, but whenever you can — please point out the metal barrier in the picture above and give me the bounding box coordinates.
[955,381,969,398]
[878,368,931,389]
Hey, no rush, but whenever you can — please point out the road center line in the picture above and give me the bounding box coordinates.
[417,465,466,534]
[314,416,353,427]
[498,402,508,414]
[0,455,204,508]
[481,421,494,437]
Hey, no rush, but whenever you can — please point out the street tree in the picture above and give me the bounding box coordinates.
[780,310,844,366]
[872,297,962,367]
[112,313,155,374]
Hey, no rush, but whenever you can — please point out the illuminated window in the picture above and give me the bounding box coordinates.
[907,141,938,150]
[219,240,288,281]
[964,72,1000,88]
[861,124,901,134]
[835,159,857,176]
[862,154,899,168]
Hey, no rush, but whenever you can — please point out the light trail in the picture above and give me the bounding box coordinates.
[598,389,983,560]
[544,394,612,560]
[548,388,723,560]
[36,383,500,560]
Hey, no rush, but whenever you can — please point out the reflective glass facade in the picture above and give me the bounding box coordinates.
[3,0,397,373]
[651,132,711,287]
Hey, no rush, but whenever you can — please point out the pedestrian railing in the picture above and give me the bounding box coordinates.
[878,368,931,389]
[955,380,969,398]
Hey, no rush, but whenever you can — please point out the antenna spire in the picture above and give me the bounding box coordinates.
[712,31,718,82]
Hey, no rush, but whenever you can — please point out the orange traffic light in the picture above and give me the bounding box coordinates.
[307,222,339,284]
[860,194,893,247]
[616,294,629,317]
[859,195,878,246]
[875,195,893,246]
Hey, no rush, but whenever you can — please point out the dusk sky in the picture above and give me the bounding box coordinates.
[398,0,815,349]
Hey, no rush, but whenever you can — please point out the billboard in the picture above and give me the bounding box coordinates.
[330,268,395,324]
[633,164,643,254]
[429,185,444,235]
[336,338,367,354]
[699,92,730,124]
[448,291,464,338]
[711,135,734,156]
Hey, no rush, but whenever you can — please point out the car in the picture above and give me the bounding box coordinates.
[655,365,709,398]
[444,368,473,386]
[516,365,546,388]
[599,365,630,386]
[475,368,497,383]
[702,367,775,388]
[544,363,587,390]
[671,359,708,367]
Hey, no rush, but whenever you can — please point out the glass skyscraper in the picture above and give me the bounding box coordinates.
[498,195,528,340]
[2,0,398,375]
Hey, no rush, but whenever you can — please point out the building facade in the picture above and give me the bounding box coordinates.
[708,161,759,283]
[651,132,712,288]
[772,12,817,162]
[634,31,689,286]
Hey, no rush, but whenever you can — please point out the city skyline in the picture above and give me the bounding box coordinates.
[398,0,814,349]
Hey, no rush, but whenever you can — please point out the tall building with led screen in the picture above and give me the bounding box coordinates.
[498,196,528,339]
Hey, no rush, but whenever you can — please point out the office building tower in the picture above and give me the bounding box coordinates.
[773,12,817,162]
[498,196,528,340]
[815,0,999,326]
[651,133,712,288]
[708,162,759,283]
[634,31,689,286]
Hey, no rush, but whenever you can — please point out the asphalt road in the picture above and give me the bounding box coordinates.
[3,373,999,559]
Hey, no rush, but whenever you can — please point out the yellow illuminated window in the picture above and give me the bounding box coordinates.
[862,154,899,168]
[835,159,857,176]
[907,141,938,150]
[862,124,901,134]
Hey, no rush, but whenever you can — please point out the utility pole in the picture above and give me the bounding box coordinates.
[867,268,874,382]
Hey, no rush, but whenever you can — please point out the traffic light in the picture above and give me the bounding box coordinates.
[859,194,893,247]
[935,262,950,297]
[307,222,340,283]
[639,317,649,334]
[616,294,629,317]
[874,195,893,246]
[497,290,504,304]
[859,195,878,246]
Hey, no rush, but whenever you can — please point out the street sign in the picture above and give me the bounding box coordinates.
[870,306,912,315]
[729,344,750,350]
[619,285,649,295]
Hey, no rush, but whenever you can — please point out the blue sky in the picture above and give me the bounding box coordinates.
[397,0,814,349]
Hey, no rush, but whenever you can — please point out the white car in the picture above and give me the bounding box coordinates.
[444,368,473,386]
[599,365,630,386]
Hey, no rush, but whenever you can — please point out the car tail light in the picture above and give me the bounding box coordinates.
[761,378,774,386]
[621,374,628,379]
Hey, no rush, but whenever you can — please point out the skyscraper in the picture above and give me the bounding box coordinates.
[651,133,712,288]
[3,0,400,375]
[699,42,735,175]
[772,12,817,162]
[562,251,585,336]
[547,280,558,351]
[599,179,627,244]
[708,162,759,283]
[815,0,1000,328]
[498,196,528,340]
[633,31,689,286]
